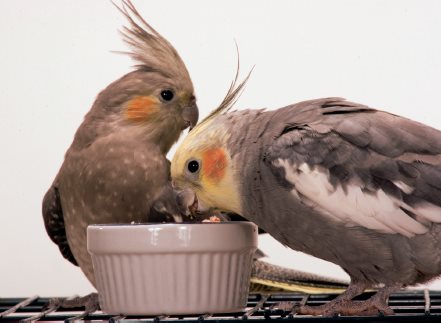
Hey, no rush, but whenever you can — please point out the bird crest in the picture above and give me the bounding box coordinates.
[114,0,191,82]
[174,55,252,155]
[199,55,253,128]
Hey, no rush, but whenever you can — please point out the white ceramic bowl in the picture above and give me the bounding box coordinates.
[87,222,258,315]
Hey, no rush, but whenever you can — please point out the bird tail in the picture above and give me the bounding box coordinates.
[250,260,349,294]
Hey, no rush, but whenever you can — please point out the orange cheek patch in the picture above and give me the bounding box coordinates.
[125,96,159,122]
[202,148,227,183]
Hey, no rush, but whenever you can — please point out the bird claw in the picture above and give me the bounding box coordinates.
[271,301,297,312]
[295,298,394,317]
[49,293,100,313]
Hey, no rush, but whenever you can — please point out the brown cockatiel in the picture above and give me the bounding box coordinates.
[42,0,198,288]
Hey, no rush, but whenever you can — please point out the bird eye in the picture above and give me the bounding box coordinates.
[160,89,174,102]
[187,160,200,173]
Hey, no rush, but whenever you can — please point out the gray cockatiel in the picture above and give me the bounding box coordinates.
[171,96,441,316]
[43,0,198,288]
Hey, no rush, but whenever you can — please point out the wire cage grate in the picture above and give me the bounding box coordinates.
[1,290,441,322]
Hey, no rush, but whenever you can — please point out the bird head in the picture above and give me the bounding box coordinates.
[171,70,251,215]
[171,117,241,215]
[83,1,198,153]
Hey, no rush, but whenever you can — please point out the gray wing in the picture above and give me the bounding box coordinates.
[266,98,441,237]
[42,183,78,266]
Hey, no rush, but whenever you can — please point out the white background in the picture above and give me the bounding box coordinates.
[1,0,441,297]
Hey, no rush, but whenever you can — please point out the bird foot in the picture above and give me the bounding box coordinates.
[49,293,100,313]
[295,297,394,317]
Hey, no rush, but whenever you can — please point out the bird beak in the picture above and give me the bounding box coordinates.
[182,103,199,131]
[176,187,198,217]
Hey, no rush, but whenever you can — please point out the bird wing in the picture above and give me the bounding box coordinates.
[266,98,441,238]
[42,183,78,266]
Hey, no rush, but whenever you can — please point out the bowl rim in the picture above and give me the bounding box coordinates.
[88,221,255,228]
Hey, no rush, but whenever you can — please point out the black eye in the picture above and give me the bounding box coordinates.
[187,160,200,173]
[160,89,174,101]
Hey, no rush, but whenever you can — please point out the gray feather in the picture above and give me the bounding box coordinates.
[224,98,441,286]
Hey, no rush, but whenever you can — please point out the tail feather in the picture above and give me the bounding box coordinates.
[250,260,349,294]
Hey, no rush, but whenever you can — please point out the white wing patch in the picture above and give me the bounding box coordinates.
[274,159,441,237]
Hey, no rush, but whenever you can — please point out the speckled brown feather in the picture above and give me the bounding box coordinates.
[43,1,197,286]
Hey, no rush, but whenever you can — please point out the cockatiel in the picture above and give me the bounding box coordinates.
[172,95,441,316]
[41,3,346,307]
[43,0,198,289]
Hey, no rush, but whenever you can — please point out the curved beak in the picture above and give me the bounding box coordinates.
[182,103,199,130]
[176,187,198,217]
[175,187,214,220]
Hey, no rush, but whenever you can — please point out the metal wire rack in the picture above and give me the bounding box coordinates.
[1,290,440,322]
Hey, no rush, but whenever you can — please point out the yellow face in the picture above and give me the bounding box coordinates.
[171,120,242,215]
